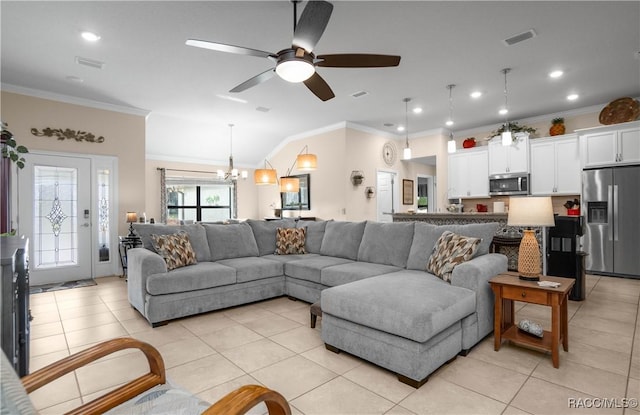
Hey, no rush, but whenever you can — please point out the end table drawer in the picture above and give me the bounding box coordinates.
[502,286,548,305]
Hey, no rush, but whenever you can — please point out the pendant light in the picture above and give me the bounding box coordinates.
[217,124,248,180]
[500,68,513,146]
[402,98,412,160]
[446,84,457,154]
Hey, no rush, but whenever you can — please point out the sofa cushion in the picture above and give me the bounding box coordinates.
[203,222,260,261]
[427,231,480,282]
[151,232,198,271]
[262,253,320,263]
[320,262,401,287]
[296,220,330,254]
[134,223,211,262]
[357,221,414,267]
[275,227,307,255]
[146,262,236,295]
[217,257,284,283]
[321,272,476,343]
[247,219,296,256]
[319,221,366,260]
[406,222,499,271]
[285,256,353,284]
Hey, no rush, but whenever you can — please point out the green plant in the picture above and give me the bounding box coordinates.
[490,121,537,138]
[206,195,220,205]
[1,122,28,169]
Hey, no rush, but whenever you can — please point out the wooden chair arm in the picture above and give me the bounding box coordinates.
[203,384,291,415]
[21,337,165,415]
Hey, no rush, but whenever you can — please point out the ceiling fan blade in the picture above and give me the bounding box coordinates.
[292,0,333,53]
[303,72,335,101]
[229,68,276,93]
[316,54,401,68]
[186,39,275,59]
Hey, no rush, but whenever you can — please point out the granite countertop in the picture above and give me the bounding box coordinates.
[393,212,508,218]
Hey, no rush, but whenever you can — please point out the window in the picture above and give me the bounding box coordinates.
[166,182,234,223]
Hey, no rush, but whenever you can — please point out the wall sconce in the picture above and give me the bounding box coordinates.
[365,187,375,199]
[351,170,364,186]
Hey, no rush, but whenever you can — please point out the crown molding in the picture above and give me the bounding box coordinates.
[1,83,150,118]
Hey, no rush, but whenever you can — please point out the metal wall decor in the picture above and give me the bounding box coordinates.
[31,127,105,143]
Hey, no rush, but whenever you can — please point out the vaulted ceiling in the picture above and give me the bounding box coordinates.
[2,1,639,166]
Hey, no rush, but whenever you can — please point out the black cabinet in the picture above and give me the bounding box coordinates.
[547,216,586,301]
[1,236,30,376]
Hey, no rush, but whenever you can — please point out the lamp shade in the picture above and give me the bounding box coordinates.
[447,138,456,154]
[296,153,317,171]
[403,147,412,160]
[280,177,300,193]
[501,131,513,146]
[254,169,277,185]
[507,196,555,227]
[126,212,138,223]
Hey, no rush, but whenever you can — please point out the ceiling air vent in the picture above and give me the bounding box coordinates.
[75,56,105,69]
[255,106,270,113]
[503,29,537,46]
[351,90,369,99]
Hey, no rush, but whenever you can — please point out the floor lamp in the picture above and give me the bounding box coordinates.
[507,196,555,281]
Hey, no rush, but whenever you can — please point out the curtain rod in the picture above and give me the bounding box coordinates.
[157,168,217,174]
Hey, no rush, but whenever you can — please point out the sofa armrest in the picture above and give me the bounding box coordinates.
[127,248,167,313]
[450,253,507,292]
[450,253,508,340]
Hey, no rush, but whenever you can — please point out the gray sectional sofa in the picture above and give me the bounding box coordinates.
[127,219,507,387]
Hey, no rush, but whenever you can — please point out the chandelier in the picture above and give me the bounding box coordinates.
[217,124,248,181]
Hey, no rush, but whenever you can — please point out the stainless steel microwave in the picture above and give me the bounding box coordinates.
[489,173,529,196]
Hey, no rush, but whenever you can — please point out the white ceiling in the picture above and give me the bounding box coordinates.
[2,1,639,167]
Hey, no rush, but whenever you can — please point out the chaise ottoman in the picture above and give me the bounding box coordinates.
[321,271,476,387]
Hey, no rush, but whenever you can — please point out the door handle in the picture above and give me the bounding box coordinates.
[607,185,613,241]
[81,223,90,228]
[613,185,619,241]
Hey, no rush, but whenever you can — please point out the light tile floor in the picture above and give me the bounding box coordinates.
[28,274,640,415]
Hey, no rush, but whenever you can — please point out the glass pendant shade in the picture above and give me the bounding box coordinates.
[501,131,513,146]
[296,153,317,170]
[403,146,412,160]
[448,138,456,154]
[279,177,300,193]
[254,169,277,185]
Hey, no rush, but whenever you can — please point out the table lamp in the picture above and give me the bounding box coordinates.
[507,196,555,281]
[126,212,138,237]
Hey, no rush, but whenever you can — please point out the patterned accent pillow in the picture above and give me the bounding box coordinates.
[275,227,307,255]
[151,232,198,270]
[427,231,480,282]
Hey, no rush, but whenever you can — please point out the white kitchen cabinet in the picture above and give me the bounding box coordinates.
[488,134,530,175]
[530,134,580,195]
[448,148,489,198]
[579,121,640,168]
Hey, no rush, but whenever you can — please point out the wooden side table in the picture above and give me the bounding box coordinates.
[489,272,575,368]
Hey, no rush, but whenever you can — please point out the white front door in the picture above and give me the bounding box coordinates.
[377,170,397,222]
[18,153,92,285]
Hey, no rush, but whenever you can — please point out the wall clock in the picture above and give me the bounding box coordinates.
[382,142,397,166]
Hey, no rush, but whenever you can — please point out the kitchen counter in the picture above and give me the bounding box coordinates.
[393,212,508,221]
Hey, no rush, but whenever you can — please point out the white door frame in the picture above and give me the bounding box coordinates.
[16,150,119,281]
[376,169,398,222]
[416,174,436,213]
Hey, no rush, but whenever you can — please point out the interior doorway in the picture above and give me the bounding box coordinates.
[417,174,436,213]
[376,170,397,222]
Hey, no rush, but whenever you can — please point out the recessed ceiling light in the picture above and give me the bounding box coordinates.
[549,70,564,78]
[470,91,482,99]
[499,108,508,115]
[413,107,423,114]
[81,31,101,42]
[446,120,454,127]
[397,126,405,132]
[383,123,394,127]
[567,93,579,101]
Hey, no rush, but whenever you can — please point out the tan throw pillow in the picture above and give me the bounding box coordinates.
[275,227,307,255]
[427,231,480,282]
[151,232,198,270]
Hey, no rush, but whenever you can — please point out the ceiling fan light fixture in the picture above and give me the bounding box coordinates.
[276,49,315,83]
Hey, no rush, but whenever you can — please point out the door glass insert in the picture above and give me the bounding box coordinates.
[34,166,78,269]
[98,169,110,262]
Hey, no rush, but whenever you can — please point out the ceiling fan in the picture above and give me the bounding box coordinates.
[186,0,401,101]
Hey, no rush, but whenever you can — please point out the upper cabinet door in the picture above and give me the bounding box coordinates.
[619,127,640,164]
[581,130,617,167]
[530,141,556,195]
[579,122,640,168]
[554,138,581,194]
[488,135,529,175]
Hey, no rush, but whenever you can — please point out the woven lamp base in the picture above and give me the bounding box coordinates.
[518,229,541,281]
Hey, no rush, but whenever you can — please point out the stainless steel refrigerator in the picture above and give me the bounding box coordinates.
[582,165,640,278]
